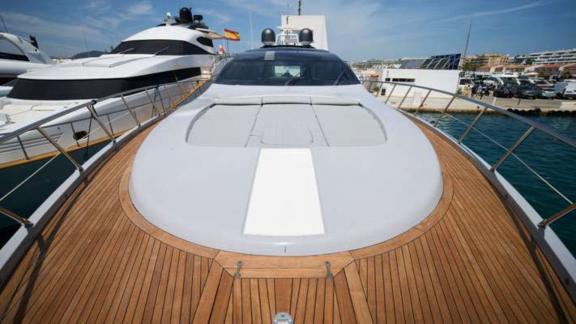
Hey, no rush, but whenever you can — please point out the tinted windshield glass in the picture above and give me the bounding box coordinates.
[215,49,359,86]
[111,40,211,55]
[0,38,28,61]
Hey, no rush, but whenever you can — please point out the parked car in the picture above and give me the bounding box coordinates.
[538,86,556,99]
[493,84,515,98]
[554,81,576,99]
[512,85,540,99]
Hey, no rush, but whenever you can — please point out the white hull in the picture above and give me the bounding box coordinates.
[0,80,197,167]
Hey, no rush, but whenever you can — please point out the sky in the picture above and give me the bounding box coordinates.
[0,0,575,60]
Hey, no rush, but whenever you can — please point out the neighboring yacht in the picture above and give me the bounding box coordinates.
[0,25,574,323]
[0,7,214,167]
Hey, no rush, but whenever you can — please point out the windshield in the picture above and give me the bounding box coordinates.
[111,40,211,55]
[215,49,359,86]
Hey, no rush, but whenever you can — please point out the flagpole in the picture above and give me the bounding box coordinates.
[249,11,254,49]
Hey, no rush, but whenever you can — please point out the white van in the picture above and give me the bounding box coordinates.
[554,80,576,99]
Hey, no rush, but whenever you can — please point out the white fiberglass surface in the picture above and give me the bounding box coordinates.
[244,148,324,236]
[130,87,443,256]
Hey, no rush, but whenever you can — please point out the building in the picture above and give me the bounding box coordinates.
[464,53,509,67]
[378,68,459,98]
[560,64,576,77]
[523,63,576,78]
[483,64,527,75]
[515,49,576,65]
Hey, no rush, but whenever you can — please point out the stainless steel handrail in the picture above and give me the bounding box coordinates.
[0,77,208,226]
[0,81,197,143]
[363,80,576,148]
[362,80,575,227]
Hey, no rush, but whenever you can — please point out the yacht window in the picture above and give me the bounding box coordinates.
[215,50,359,86]
[274,66,301,77]
[0,39,28,61]
[111,40,211,55]
[7,67,201,100]
[197,37,213,47]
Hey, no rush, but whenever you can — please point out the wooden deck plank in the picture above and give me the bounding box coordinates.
[101,233,150,323]
[258,279,272,324]
[192,263,224,323]
[294,278,308,324]
[304,278,317,323]
[123,239,161,324]
[323,278,334,324]
[208,271,234,324]
[274,278,291,314]
[344,262,373,324]
[266,278,276,316]
[112,234,154,323]
[401,244,425,323]
[241,278,252,324]
[333,271,357,324]
[313,278,326,324]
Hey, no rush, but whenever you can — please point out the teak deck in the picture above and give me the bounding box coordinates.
[0,121,575,323]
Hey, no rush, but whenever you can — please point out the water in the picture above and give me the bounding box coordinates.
[0,141,110,247]
[0,115,575,256]
[418,113,576,256]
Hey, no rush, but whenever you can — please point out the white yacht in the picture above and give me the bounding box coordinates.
[0,7,214,167]
[0,25,574,323]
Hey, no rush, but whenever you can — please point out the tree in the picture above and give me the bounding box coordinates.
[462,62,479,72]
[560,70,573,80]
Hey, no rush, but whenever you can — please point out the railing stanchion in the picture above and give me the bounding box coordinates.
[397,86,413,109]
[416,89,432,114]
[538,204,576,228]
[435,94,456,126]
[458,107,487,144]
[156,86,167,115]
[106,115,114,137]
[385,84,396,104]
[378,82,385,98]
[86,102,116,144]
[36,127,83,172]
[120,95,141,127]
[144,88,159,119]
[490,126,535,172]
[0,206,32,227]
[16,135,29,160]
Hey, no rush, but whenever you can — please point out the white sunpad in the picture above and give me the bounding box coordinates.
[244,148,324,236]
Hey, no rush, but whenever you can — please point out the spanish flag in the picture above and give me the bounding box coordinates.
[224,29,240,41]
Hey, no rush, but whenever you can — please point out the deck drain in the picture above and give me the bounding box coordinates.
[273,312,293,324]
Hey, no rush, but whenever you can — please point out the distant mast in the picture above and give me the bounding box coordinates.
[298,0,302,15]
[462,20,472,60]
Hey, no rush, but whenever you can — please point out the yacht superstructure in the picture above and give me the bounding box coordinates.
[0,7,214,167]
[0,32,53,86]
[0,19,574,324]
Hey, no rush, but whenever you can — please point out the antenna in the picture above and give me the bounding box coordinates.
[298,0,302,15]
[249,11,254,49]
[81,26,89,51]
[462,20,472,60]
[0,15,9,33]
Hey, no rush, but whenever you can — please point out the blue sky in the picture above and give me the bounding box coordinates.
[0,0,574,60]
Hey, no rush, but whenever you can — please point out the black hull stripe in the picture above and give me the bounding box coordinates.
[8,67,201,100]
